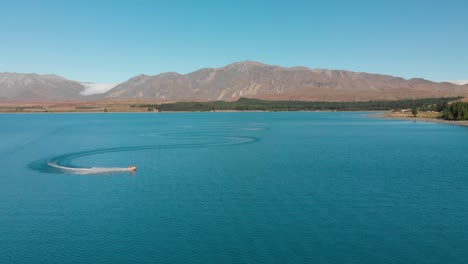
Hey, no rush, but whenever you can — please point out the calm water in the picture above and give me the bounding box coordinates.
[0,112,467,264]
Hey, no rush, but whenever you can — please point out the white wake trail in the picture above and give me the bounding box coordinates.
[47,161,132,175]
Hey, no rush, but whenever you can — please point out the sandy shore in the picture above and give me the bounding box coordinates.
[379,111,468,127]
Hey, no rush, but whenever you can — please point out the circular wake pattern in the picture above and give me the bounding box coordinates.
[29,128,262,175]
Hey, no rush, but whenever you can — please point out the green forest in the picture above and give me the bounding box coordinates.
[442,101,468,120]
[134,97,462,113]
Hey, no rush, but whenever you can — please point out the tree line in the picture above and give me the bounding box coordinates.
[442,101,468,120]
[131,97,462,113]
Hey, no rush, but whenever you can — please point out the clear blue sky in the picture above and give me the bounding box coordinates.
[0,0,467,83]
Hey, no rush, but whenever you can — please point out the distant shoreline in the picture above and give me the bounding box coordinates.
[2,108,468,128]
[1,97,462,113]
[0,109,363,114]
[378,111,468,127]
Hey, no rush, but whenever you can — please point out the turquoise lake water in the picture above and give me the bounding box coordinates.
[0,112,467,263]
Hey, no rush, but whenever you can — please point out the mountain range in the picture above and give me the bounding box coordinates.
[0,73,84,101]
[1,61,467,102]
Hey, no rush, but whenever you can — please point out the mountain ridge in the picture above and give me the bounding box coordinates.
[104,61,468,102]
[0,72,84,101]
[1,61,467,102]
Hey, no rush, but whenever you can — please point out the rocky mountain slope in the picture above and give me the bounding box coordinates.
[104,61,468,101]
[1,62,467,102]
[0,73,84,101]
